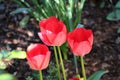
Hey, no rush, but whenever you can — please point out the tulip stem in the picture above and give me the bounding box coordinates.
[76,74,81,80]
[53,46,61,80]
[57,46,66,80]
[39,70,43,80]
[80,56,86,80]
[74,55,79,74]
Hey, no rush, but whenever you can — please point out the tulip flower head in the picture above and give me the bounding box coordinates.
[38,16,67,46]
[69,77,79,80]
[26,44,51,70]
[67,28,93,56]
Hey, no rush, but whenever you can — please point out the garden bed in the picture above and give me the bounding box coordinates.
[0,0,120,80]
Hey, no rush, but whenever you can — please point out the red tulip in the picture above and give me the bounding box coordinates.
[67,28,93,56]
[26,44,51,70]
[69,77,79,80]
[38,16,67,46]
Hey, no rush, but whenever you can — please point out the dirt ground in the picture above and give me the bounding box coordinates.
[0,0,120,80]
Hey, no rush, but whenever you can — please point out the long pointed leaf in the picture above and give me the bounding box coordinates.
[19,15,30,28]
[0,73,17,80]
[106,9,120,21]
[87,69,108,80]
[115,0,120,8]
[9,50,26,59]
[10,8,30,15]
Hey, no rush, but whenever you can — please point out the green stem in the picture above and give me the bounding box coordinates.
[80,56,86,80]
[53,46,61,80]
[39,70,43,80]
[76,74,81,80]
[57,46,67,80]
[74,55,79,74]
[74,56,81,80]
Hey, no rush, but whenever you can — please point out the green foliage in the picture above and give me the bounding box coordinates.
[106,0,120,21]
[61,43,68,60]
[0,53,2,60]
[31,70,39,80]
[10,8,30,15]
[0,73,17,80]
[12,0,86,61]
[0,50,26,69]
[24,54,58,80]
[26,76,33,80]
[0,50,26,60]
[0,0,3,2]
[87,69,108,80]
[0,50,10,69]
[99,1,106,8]
[0,71,17,80]
[12,0,85,31]
[19,15,30,28]
[117,27,120,33]
[115,0,120,8]
[106,10,120,21]
[0,50,10,58]
[0,61,7,69]
[76,24,84,28]
[44,61,58,80]
[9,50,26,59]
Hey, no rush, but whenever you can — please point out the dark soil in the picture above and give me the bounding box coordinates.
[0,0,120,80]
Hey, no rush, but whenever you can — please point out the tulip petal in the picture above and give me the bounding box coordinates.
[53,32,66,46]
[69,77,79,80]
[45,30,56,44]
[39,16,58,31]
[67,38,74,52]
[45,22,62,34]
[38,16,67,46]
[73,41,92,56]
[28,55,43,70]
[40,51,51,70]
[85,30,93,46]
[27,57,37,70]
[38,32,52,46]
[26,44,51,70]
[67,28,93,56]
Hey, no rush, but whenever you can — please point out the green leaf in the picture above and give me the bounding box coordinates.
[0,69,4,74]
[54,0,59,4]
[67,6,72,19]
[76,24,84,28]
[19,15,29,28]
[9,50,26,59]
[61,43,68,60]
[32,11,41,21]
[10,8,30,15]
[117,27,120,33]
[0,50,10,58]
[0,73,17,80]
[106,9,120,21]
[87,69,108,80]
[0,61,7,69]
[99,1,105,8]
[42,0,54,17]
[25,76,33,80]
[0,53,2,60]
[115,0,120,8]
[0,0,3,2]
